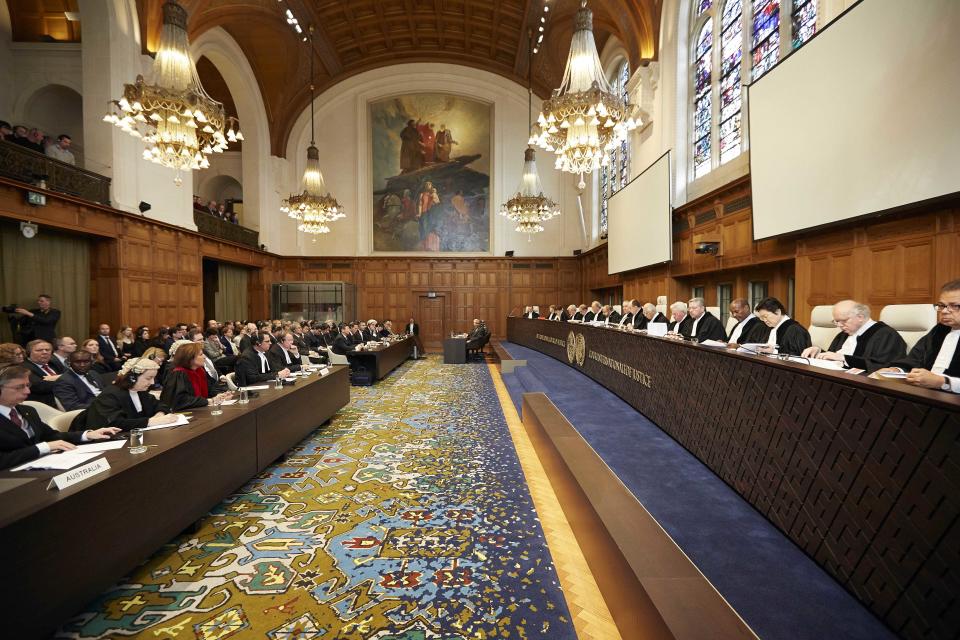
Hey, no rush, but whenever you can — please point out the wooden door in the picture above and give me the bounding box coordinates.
[417,295,446,349]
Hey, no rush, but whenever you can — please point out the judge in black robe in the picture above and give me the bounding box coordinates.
[754,297,811,356]
[603,306,621,324]
[689,310,727,342]
[667,310,694,338]
[882,322,960,393]
[818,321,906,373]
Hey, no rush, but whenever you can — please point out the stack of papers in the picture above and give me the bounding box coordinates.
[698,339,728,348]
[76,440,126,453]
[142,414,190,431]
[12,451,103,471]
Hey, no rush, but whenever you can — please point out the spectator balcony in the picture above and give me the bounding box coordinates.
[193,209,259,248]
[0,140,111,206]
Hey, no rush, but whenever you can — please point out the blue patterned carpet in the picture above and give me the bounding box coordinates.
[58,357,576,640]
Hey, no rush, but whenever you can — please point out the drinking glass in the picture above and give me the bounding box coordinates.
[274,375,283,389]
[238,388,249,404]
[128,429,146,454]
[210,396,223,416]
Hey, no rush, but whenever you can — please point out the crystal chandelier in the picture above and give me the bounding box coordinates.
[533,0,638,190]
[102,0,241,185]
[280,28,345,237]
[500,32,560,239]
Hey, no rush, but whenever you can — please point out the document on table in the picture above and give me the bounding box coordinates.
[218,399,238,405]
[242,385,270,391]
[76,440,127,453]
[11,451,103,471]
[876,371,908,379]
[698,339,728,348]
[142,414,191,431]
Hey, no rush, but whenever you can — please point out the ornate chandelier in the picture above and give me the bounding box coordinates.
[102,0,241,185]
[499,147,560,238]
[280,28,344,237]
[533,0,638,190]
[499,32,560,240]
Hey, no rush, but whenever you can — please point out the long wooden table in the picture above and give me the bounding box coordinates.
[0,365,350,639]
[348,336,413,383]
[507,318,960,640]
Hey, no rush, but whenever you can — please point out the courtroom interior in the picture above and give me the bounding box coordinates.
[0,0,957,638]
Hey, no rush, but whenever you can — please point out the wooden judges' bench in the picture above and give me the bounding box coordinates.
[507,317,960,640]
[0,366,350,639]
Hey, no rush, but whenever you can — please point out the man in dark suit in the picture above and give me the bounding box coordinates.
[406,318,419,336]
[362,321,378,342]
[51,336,76,372]
[23,339,61,407]
[14,294,60,344]
[0,365,119,470]
[54,350,103,411]
[349,322,364,345]
[802,300,906,373]
[523,306,540,319]
[687,298,727,342]
[583,301,602,323]
[726,298,766,346]
[96,323,122,368]
[332,324,357,356]
[876,280,960,393]
[667,301,694,338]
[235,332,290,386]
[406,317,426,358]
[238,323,257,354]
[268,332,302,373]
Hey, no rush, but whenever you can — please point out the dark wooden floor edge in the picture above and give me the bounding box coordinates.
[521,392,758,640]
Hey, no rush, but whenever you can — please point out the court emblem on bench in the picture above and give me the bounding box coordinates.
[567,332,586,367]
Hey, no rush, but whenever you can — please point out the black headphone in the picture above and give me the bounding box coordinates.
[124,358,149,385]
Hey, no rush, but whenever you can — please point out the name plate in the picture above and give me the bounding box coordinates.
[319,367,330,376]
[47,457,111,491]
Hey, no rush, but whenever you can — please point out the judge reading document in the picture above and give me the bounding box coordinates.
[753,297,812,356]
[875,279,960,393]
[801,300,906,373]
[0,364,120,470]
[687,298,727,342]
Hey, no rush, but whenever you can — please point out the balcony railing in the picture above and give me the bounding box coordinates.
[0,140,111,205]
[193,209,259,248]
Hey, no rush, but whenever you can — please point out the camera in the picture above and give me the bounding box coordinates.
[1,304,17,314]
[694,242,720,255]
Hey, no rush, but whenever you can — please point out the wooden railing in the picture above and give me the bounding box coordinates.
[193,209,259,248]
[0,140,111,205]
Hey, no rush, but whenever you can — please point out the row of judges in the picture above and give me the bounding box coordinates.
[524,278,960,393]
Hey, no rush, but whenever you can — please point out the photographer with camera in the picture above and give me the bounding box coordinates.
[7,294,60,345]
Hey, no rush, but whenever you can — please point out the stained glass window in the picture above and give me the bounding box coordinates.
[697,0,713,16]
[693,19,713,178]
[792,0,816,48]
[600,61,630,237]
[751,0,779,81]
[719,0,742,163]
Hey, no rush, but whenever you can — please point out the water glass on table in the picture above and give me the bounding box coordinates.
[210,395,223,416]
[128,428,147,454]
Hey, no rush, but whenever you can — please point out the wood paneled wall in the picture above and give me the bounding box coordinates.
[582,176,960,323]
[2,176,957,337]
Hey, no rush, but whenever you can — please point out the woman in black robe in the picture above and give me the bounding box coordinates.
[754,297,812,356]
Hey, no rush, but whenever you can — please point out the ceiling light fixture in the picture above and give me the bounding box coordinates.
[499,31,560,240]
[102,0,241,185]
[532,0,638,190]
[280,27,345,238]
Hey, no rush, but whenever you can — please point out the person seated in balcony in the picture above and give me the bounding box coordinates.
[217,203,228,219]
[193,195,204,210]
[229,211,240,225]
[45,134,75,165]
[26,128,46,153]
[207,200,219,216]
[0,121,12,141]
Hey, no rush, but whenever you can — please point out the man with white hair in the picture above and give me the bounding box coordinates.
[617,300,633,326]
[667,301,693,338]
[687,298,727,342]
[584,301,602,323]
[639,302,668,330]
[802,300,906,373]
[562,304,577,321]
[523,306,539,319]
[601,304,620,324]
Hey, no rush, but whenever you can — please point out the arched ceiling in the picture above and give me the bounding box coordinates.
[7,0,81,42]
[138,0,662,157]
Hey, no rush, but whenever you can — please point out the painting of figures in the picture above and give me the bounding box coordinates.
[371,94,491,252]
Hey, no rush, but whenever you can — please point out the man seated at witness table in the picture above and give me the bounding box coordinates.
[584,301,602,323]
[380,321,394,338]
[547,305,561,321]
[160,342,233,411]
[54,350,103,410]
[875,279,960,393]
[0,365,120,470]
[23,339,61,407]
[666,302,693,338]
[601,304,621,324]
[753,297,812,356]
[332,324,357,356]
[269,332,303,373]
[801,300,906,373]
[466,319,488,352]
[236,332,292,386]
[726,298,766,346]
[349,322,364,345]
[362,320,379,342]
[687,297,727,342]
[523,306,539,319]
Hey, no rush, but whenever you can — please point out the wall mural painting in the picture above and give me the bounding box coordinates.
[371,94,491,252]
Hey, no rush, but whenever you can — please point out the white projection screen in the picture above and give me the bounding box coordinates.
[607,151,672,275]
[749,0,960,240]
